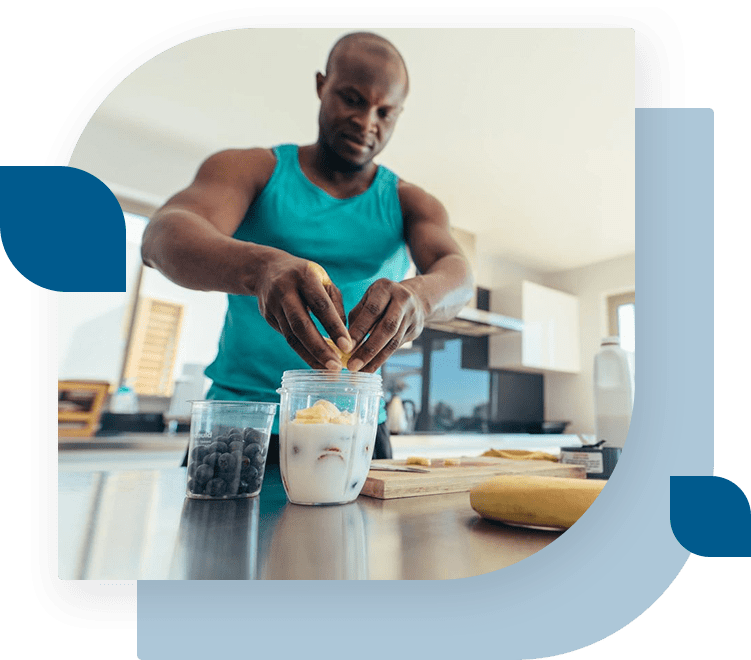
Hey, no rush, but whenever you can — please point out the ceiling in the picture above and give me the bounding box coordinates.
[88,28,635,274]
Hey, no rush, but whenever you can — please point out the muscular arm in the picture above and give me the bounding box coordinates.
[346,181,474,372]
[142,148,351,369]
[141,148,277,294]
[399,181,475,321]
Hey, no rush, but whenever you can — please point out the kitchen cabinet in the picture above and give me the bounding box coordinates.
[489,280,580,374]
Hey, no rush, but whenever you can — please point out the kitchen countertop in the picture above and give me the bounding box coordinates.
[58,464,566,580]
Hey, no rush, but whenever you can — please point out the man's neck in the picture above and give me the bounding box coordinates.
[308,141,376,181]
[297,142,378,199]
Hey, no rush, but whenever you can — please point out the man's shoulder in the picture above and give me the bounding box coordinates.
[203,147,277,169]
[197,147,278,187]
[396,178,446,218]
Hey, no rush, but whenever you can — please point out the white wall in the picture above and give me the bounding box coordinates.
[475,250,547,291]
[69,116,206,203]
[541,252,636,434]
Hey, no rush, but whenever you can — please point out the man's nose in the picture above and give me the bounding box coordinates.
[351,107,378,134]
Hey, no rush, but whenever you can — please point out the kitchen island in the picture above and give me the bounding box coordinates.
[58,464,567,580]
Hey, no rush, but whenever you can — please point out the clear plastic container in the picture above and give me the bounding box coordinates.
[186,401,278,500]
[277,370,383,505]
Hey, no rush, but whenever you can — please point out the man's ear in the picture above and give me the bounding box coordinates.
[316,72,326,99]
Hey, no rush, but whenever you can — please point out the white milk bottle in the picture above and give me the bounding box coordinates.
[593,337,634,449]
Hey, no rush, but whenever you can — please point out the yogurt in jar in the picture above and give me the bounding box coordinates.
[280,399,376,505]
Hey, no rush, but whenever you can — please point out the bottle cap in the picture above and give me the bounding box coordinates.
[601,336,621,346]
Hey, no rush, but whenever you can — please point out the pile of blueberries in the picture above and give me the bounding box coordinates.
[187,426,267,498]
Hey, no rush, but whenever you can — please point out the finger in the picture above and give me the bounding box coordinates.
[281,295,343,370]
[274,308,329,369]
[325,282,347,329]
[348,301,404,372]
[307,261,332,286]
[300,276,353,353]
[347,280,391,348]
[354,322,407,374]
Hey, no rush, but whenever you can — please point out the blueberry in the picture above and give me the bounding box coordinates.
[217,452,238,473]
[203,452,220,469]
[238,481,250,494]
[190,446,209,463]
[204,478,227,497]
[243,427,263,444]
[195,464,214,485]
[249,476,262,493]
[243,443,264,468]
[241,460,258,483]
[229,440,244,454]
[207,441,229,455]
[227,430,243,444]
[187,478,203,494]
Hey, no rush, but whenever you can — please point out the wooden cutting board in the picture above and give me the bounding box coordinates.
[361,456,586,499]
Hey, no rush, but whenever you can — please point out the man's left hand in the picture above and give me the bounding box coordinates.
[346,278,427,373]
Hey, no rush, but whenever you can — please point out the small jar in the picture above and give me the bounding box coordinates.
[185,401,278,499]
[277,370,383,505]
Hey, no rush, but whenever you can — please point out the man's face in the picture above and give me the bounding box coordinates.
[316,48,407,168]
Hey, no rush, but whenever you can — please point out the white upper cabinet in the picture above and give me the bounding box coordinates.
[489,281,580,373]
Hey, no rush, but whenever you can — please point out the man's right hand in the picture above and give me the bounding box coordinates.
[255,252,353,370]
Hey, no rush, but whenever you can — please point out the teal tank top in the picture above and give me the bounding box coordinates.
[204,144,411,433]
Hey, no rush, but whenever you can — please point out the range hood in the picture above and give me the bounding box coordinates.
[424,306,524,337]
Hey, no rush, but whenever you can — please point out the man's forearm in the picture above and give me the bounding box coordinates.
[403,253,475,322]
[141,210,276,295]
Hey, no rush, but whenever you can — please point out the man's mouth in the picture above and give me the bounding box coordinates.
[341,134,372,151]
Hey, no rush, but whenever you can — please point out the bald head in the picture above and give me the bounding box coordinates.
[325,32,409,96]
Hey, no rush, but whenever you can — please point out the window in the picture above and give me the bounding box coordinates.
[428,338,490,431]
[607,291,635,352]
[381,331,493,433]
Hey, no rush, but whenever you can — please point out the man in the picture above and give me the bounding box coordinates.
[141,31,474,463]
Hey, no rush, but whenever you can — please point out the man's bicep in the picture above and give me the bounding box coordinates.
[402,187,466,274]
[158,149,273,236]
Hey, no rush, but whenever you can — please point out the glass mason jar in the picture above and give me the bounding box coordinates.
[277,370,383,505]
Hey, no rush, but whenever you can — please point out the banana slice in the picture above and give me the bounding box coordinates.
[324,337,352,368]
[291,399,355,425]
[312,399,339,418]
